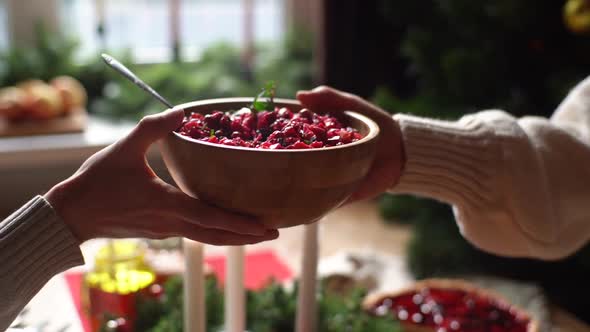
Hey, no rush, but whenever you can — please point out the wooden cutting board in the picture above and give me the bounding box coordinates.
[0,110,87,137]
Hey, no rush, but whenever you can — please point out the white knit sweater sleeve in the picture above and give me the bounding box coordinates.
[391,76,590,260]
[0,196,84,330]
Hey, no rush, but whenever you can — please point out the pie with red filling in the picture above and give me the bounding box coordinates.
[363,279,539,332]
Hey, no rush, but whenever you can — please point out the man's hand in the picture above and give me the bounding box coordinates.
[45,108,278,245]
[297,86,405,202]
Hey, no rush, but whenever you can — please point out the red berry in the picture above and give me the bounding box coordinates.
[220,114,231,130]
[298,109,313,120]
[242,114,256,130]
[205,111,224,128]
[323,118,341,130]
[327,128,340,137]
[257,111,277,129]
[326,136,341,146]
[282,125,298,137]
[278,108,293,119]
[230,119,242,131]
[177,107,363,149]
[309,125,327,141]
[284,136,298,146]
[289,141,311,149]
[311,141,324,148]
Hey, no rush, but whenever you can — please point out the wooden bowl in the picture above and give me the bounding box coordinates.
[159,98,379,228]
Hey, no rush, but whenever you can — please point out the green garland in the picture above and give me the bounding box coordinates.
[131,276,400,332]
[0,27,314,122]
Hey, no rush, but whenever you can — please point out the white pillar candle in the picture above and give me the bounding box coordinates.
[295,222,319,332]
[184,239,206,332]
[225,246,245,332]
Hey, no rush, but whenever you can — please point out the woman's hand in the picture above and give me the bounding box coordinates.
[297,86,405,202]
[45,108,278,245]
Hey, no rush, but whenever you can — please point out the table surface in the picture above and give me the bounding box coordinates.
[0,116,136,170]
[4,118,588,331]
[16,200,590,332]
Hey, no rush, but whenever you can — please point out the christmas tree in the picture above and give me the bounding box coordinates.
[374,0,590,322]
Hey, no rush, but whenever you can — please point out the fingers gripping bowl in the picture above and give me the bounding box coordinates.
[159,98,379,228]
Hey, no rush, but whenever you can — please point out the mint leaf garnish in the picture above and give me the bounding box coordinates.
[251,80,276,112]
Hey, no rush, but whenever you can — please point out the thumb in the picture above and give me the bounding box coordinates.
[296,85,361,111]
[124,107,185,154]
[297,86,389,122]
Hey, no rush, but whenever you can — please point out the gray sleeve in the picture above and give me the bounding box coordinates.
[0,196,84,330]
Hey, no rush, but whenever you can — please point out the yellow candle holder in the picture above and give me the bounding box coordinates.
[84,239,156,331]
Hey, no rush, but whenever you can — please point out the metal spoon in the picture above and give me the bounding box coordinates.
[101,53,175,109]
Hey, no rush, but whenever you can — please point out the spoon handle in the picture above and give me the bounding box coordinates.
[101,53,175,109]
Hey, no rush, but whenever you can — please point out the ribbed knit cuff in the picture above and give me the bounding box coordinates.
[391,114,500,208]
[0,196,84,320]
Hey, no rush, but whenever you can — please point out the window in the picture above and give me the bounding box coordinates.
[58,0,285,63]
[0,2,8,50]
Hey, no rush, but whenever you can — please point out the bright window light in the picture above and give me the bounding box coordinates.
[58,0,285,63]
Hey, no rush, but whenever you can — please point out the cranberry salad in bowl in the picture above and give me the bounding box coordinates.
[159,82,380,228]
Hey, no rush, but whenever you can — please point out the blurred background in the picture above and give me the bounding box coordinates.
[2,0,590,330]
